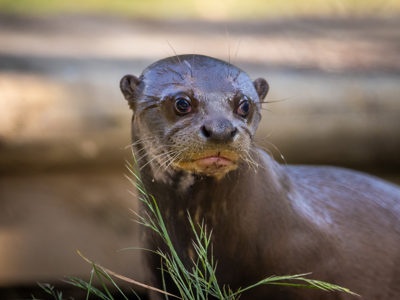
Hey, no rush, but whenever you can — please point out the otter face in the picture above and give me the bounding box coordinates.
[121,55,268,179]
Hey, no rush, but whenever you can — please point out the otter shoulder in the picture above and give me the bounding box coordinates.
[283,165,400,225]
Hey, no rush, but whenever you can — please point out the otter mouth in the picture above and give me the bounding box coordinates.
[194,156,233,170]
[172,150,239,178]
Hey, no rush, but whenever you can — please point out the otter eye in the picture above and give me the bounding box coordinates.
[237,100,250,117]
[174,98,191,114]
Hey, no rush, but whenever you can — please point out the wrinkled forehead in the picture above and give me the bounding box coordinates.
[141,57,256,98]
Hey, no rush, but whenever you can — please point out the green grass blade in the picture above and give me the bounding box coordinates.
[63,275,110,300]
[97,266,130,300]
[130,288,142,300]
[92,262,114,300]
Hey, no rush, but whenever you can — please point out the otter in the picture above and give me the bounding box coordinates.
[120,54,400,300]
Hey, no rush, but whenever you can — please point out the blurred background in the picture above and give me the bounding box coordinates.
[1,0,400,299]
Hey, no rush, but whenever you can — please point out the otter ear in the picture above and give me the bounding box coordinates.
[120,75,141,100]
[253,78,269,102]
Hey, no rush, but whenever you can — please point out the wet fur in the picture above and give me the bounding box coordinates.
[121,55,400,300]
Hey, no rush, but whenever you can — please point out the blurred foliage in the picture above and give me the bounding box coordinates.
[0,0,399,19]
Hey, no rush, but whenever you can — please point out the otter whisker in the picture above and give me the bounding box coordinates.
[251,145,273,168]
[167,147,189,167]
[247,148,266,172]
[238,124,252,137]
[239,144,263,173]
[133,140,159,156]
[154,147,187,173]
[164,147,189,170]
[252,143,275,164]
[242,150,260,173]
[137,144,167,163]
[149,149,174,165]
[192,53,196,76]
[150,148,187,177]
[154,154,174,176]
[166,40,181,65]
[125,135,158,149]
[261,96,294,104]
[233,38,242,68]
[260,107,276,114]
[133,144,153,157]
[255,139,287,166]
[140,150,175,171]
[253,131,274,141]
[157,151,177,169]
[238,151,253,171]
[183,60,193,77]
[174,153,186,166]
[237,146,255,172]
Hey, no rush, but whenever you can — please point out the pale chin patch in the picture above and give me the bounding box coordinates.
[174,156,238,179]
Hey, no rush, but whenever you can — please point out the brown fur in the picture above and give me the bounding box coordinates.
[121,55,400,300]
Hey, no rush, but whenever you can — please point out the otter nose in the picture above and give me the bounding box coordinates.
[200,118,238,142]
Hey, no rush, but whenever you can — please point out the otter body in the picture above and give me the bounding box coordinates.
[121,55,400,299]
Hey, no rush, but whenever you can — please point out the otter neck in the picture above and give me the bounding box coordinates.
[133,139,296,233]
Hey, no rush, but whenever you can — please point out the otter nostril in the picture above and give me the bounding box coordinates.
[201,125,211,138]
[231,127,238,138]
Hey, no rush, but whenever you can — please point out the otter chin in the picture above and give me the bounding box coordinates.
[173,148,240,178]
[174,155,237,178]
[121,54,400,300]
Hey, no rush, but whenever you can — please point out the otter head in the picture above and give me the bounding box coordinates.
[120,55,268,180]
